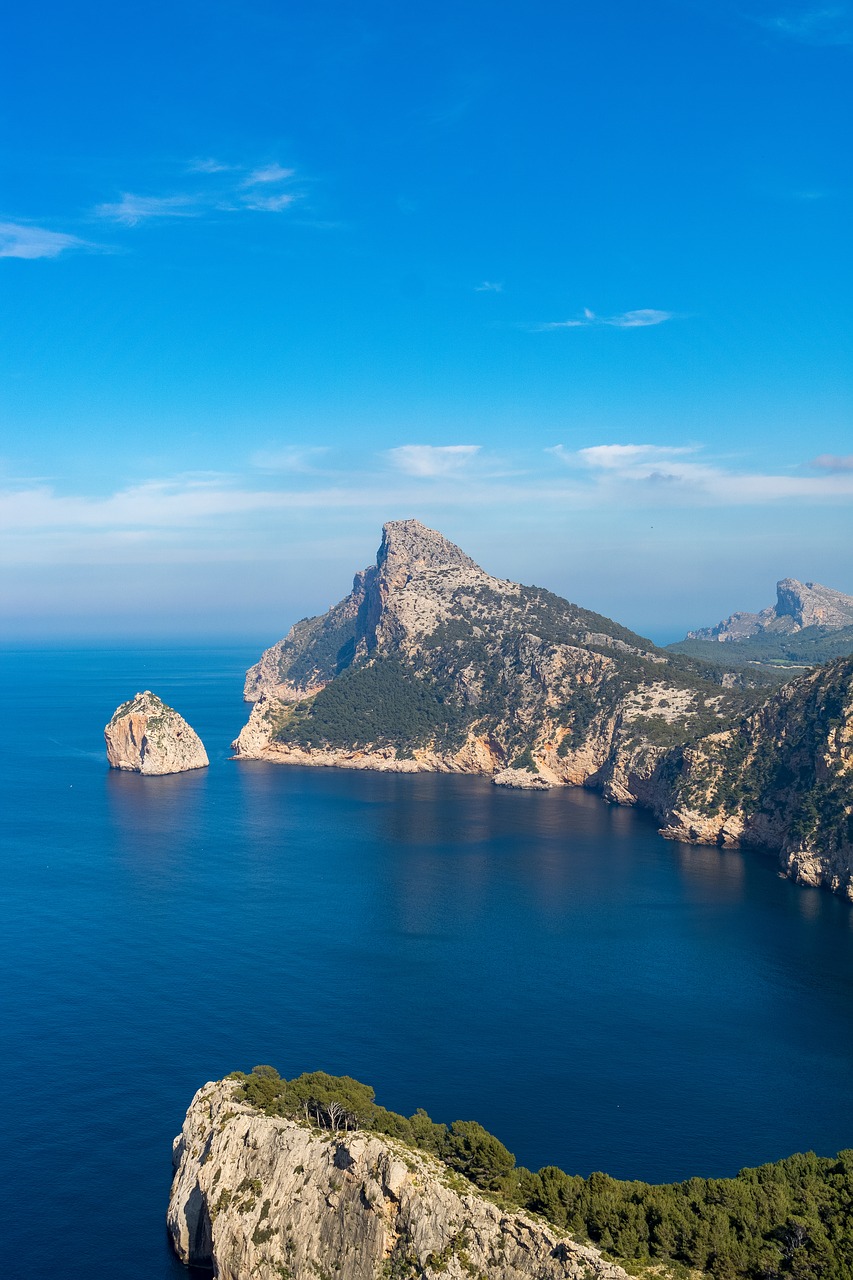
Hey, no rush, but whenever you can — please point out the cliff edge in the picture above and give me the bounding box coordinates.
[168,1077,631,1280]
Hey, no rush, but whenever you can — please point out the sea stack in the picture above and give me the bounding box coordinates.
[104,690,209,775]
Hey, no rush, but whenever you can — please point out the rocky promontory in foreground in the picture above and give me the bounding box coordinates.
[233,520,852,900]
[168,1073,631,1280]
[170,1066,853,1280]
[104,690,209,775]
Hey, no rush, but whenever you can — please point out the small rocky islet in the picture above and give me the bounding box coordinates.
[104,690,208,775]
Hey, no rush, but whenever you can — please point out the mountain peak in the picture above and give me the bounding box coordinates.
[377,519,479,586]
[775,578,853,629]
[683,576,853,643]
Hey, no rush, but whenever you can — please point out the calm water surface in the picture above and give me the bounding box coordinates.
[2,646,853,1280]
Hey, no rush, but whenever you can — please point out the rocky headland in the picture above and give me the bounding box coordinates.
[168,1075,631,1280]
[169,1066,853,1280]
[233,520,852,900]
[670,578,853,668]
[104,690,209,775]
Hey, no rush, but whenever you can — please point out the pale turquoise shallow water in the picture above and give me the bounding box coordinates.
[2,645,853,1279]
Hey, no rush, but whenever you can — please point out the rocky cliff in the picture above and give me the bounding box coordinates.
[232,521,853,899]
[234,520,755,802]
[671,579,853,667]
[686,578,853,642]
[660,654,853,899]
[104,690,209,775]
[168,1076,632,1280]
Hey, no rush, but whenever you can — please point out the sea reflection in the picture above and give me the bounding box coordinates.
[105,764,208,882]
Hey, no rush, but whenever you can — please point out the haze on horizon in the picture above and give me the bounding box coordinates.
[1,0,851,645]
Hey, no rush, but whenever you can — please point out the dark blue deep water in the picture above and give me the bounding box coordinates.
[3,646,853,1280]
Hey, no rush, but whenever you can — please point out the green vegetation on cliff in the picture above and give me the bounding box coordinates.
[272,658,466,751]
[232,1065,853,1280]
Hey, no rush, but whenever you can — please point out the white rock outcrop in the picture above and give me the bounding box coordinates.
[168,1078,632,1280]
[104,690,209,775]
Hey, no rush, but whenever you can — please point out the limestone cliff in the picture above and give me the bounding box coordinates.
[686,578,853,643]
[168,1078,631,1280]
[671,579,853,668]
[234,520,753,806]
[660,655,853,900]
[232,521,853,899]
[104,690,209,775]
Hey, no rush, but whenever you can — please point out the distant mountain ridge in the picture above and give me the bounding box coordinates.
[671,578,853,668]
[233,520,853,900]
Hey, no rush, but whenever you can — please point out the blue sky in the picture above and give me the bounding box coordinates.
[1,0,851,642]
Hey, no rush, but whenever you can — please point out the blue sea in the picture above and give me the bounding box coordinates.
[3,645,853,1279]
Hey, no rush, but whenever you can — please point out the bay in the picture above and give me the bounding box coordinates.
[2,645,853,1280]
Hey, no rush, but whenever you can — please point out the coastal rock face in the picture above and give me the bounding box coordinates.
[233,520,853,898]
[104,691,209,775]
[685,578,853,643]
[660,656,853,899]
[168,1078,631,1280]
[234,519,749,799]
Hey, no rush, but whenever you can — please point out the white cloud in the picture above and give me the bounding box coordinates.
[0,222,86,260]
[93,162,301,228]
[566,444,702,471]
[95,193,198,225]
[475,280,503,292]
[241,193,296,212]
[550,441,853,503]
[386,445,481,478]
[245,163,296,185]
[529,308,674,331]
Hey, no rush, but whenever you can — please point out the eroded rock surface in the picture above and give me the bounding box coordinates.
[168,1079,632,1280]
[104,690,208,775]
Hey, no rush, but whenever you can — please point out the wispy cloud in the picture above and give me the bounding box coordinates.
[812,452,853,471]
[0,222,87,260]
[550,441,853,502]
[241,193,296,212]
[94,193,198,225]
[244,163,296,185]
[5,442,853,558]
[755,6,852,45]
[528,308,675,331]
[386,445,481,478]
[475,280,503,292]
[565,444,702,471]
[94,159,301,227]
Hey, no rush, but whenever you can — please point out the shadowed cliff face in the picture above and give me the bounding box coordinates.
[232,520,852,900]
[168,1078,632,1280]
